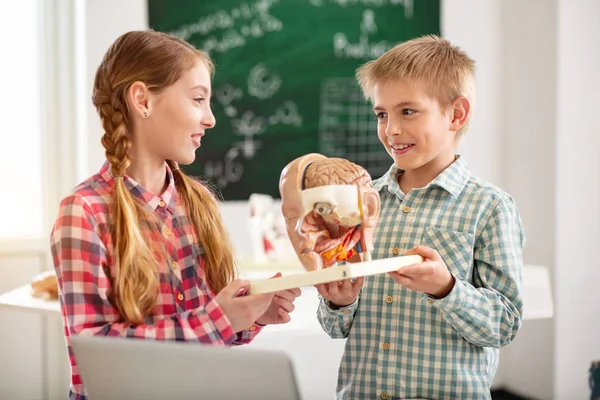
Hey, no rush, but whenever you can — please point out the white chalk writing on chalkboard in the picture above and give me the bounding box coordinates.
[247,63,282,100]
[169,0,283,56]
[229,101,303,155]
[215,83,243,118]
[309,0,413,19]
[232,110,266,137]
[270,101,302,126]
[361,9,377,34]
[207,70,304,187]
[204,147,244,187]
[170,0,278,39]
[333,8,394,59]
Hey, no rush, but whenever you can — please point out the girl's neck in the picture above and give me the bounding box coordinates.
[126,155,168,196]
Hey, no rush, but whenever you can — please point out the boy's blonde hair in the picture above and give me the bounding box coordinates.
[356,35,476,136]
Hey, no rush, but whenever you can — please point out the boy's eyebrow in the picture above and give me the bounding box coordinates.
[373,101,416,112]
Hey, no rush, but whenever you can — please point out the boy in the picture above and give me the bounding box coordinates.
[316,35,525,399]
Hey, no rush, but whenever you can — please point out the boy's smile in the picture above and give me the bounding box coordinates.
[389,142,415,155]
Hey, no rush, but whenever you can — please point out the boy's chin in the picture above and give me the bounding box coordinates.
[393,157,417,171]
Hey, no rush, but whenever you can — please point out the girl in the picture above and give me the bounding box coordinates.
[50,30,300,400]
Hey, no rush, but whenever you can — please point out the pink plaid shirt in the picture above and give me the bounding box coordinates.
[50,161,263,400]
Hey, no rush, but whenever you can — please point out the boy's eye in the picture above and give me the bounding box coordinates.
[194,97,205,104]
[376,112,388,120]
[402,109,416,116]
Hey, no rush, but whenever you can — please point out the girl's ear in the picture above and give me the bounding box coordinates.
[126,81,152,119]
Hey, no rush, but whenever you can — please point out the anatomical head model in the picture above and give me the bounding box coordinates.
[279,153,380,271]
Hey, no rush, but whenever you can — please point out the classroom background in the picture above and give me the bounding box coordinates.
[0,0,598,399]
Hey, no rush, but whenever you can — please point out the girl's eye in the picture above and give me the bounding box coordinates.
[376,112,388,120]
[402,109,416,116]
[194,98,204,104]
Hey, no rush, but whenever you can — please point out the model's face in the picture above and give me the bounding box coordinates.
[302,185,364,228]
[279,155,381,271]
[291,185,380,269]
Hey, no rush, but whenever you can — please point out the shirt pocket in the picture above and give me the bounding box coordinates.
[421,228,475,282]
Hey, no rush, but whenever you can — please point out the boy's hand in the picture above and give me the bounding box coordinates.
[388,245,455,299]
[315,277,364,309]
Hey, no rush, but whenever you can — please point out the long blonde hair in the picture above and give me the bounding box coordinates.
[92,30,235,324]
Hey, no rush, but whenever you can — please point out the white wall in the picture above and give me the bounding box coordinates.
[495,1,558,398]
[495,1,600,398]
[442,0,504,187]
[84,0,148,175]
[554,0,600,398]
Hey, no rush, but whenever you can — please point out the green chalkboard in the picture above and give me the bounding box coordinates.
[148,0,440,200]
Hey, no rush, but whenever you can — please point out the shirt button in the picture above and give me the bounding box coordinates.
[342,309,351,315]
[427,298,435,305]
[402,205,411,213]
[163,227,172,236]
[385,295,393,304]
[249,325,257,331]
[158,200,165,207]
[381,392,389,400]
[345,322,352,327]
[177,293,184,302]
[171,261,178,269]
[382,342,390,350]
[391,247,400,256]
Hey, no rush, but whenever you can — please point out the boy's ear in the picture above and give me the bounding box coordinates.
[449,96,471,132]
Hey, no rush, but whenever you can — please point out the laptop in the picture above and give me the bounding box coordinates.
[70,335,302,400]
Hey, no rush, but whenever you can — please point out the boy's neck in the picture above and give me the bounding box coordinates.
[398,154,457,194]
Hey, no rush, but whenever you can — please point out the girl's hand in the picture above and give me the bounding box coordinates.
[215,279,274,332]
[255,273,301,325]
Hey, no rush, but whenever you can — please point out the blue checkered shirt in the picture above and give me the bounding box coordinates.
[317,156,525,400]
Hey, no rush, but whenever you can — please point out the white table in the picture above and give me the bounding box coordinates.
[0,265,553,400]
[0,285,61,315]
[0,285,69,400]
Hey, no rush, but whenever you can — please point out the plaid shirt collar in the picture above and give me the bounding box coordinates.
[99,160,177,214]
[373,155,471,199]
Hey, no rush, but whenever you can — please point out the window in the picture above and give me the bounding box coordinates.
[0,0,44,239]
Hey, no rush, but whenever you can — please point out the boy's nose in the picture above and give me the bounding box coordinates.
[385,129,403,137]
[385,120,403,137]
